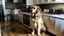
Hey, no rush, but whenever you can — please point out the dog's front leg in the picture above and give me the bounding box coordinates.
[31,29,35,35]
[31,22,37,34]
[38,22,41,36]
[38,28,41,36]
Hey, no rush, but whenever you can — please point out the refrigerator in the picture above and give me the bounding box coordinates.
[0,0,4,21]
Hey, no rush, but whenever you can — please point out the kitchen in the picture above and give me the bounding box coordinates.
[1,0,64,36]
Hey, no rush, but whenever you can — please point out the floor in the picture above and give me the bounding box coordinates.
[1,20,50,36]
[0,17,64,36]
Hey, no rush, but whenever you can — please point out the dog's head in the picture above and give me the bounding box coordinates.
[31,6,41,18]
[31,6,41,14]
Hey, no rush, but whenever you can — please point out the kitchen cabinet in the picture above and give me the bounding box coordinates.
[54,0,64,2]
[26,0,33,5]
[36,0,42,4]
[5,0,13,3]
[36,0,64,4]
[13,14,18,20]
[5,0,26,4]
[13,0,18,3]
[18,13,23,23]
[13,0,26,4]
[55,19,64,32]
[26,0,37,5]
[13,9,19,20]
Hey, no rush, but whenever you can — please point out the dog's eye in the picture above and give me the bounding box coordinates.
[32,7,35,9]
[33,8,35,9]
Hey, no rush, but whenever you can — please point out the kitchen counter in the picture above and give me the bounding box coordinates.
[19,12,31,15]
[42,13,64,20]
[19,12,64,20]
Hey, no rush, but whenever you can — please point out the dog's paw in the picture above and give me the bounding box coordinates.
[31,32,34,35]
[27,34,31,36]
[43,27,46,31]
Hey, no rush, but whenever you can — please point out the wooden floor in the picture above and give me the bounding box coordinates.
[1,20,52,36]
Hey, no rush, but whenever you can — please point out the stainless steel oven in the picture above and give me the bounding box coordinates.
[23,14,30,26]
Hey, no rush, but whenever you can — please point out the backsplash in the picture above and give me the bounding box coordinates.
[37,4,64,11]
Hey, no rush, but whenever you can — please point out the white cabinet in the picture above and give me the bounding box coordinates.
[54,0,64,2]
[18,13,23,23]
[55,15,64,32]
[55,19,64,32]
[36,0,54,4]
[55,19,60,32]
[37,0,64,4]
[60,20,64,32]
[26,0,33,5]
[13,0,18,3]
[36,0,42,4]
[26,0,37,5]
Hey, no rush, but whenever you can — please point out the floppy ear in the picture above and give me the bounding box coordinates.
[37,6,41,12]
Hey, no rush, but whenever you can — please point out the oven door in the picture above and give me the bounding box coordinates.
[23,14,30,26]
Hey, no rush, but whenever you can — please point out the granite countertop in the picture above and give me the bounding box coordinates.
[19,12,64,20]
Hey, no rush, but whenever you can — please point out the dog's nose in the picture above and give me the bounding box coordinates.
[32,14,34,16]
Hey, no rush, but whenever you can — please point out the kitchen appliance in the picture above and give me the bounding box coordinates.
[0,0,4,21]
[23,14,30,26]
[0,5,4,21]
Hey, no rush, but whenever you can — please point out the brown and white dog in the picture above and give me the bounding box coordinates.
[31,6,46,36]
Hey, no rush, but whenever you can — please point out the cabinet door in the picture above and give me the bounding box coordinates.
[26,0,37,5]
[55,19,64,32]
[13,0,18,3]
[55,0,64,2]
[18,13,23,23]
[55,19,60,32]
[26,0,33,5]
[36,0,42,4]
[33,0,37,5]
[59,20,64,32]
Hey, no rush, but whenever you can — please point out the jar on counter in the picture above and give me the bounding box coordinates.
[43,9,49,13]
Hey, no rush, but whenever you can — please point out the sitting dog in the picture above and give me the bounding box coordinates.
[31,6,46,36]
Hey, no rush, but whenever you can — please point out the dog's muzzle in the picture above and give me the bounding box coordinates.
[31,11,38,18]
[31,13,36,18]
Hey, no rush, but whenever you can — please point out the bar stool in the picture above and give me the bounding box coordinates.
[4,14,13,27]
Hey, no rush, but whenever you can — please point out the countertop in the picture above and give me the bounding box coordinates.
[19,12,64,20]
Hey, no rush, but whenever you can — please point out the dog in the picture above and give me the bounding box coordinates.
[31,6,46,36]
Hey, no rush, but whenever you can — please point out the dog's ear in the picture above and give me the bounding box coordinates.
[37,6,41,12]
